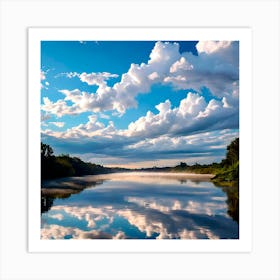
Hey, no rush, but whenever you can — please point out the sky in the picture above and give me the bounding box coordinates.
[41,40,239,168]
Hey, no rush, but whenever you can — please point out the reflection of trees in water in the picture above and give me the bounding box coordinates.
[41,191,78,213]
[41,191,80,214]
[213,182,239,223]
[41,195,54,214]
[41,179,102,214]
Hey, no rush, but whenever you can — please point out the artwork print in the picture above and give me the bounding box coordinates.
[40,39,239,240]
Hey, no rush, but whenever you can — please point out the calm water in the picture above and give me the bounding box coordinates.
[41,172,239,239]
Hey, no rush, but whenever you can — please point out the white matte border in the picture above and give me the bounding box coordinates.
[28,27,252,253]
[1,1,279,280]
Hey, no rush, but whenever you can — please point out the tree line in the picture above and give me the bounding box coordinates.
[170,138,239,184]
[41,137,239,183]
[41,142,111,180]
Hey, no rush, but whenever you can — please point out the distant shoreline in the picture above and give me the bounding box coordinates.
[41,171,215,196]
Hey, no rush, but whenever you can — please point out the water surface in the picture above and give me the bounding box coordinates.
[41,172,239,239]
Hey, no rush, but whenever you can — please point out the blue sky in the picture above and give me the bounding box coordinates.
[41,40,239,168]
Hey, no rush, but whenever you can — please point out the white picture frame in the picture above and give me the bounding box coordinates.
[29,26,251,253]
[1,0,279,279]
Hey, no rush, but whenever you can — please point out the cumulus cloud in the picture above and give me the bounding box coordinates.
[108,41,182,114]
[41,40,239,166]
[42,40,238,118]
[43,114,117,139]
[42,91,238,152]
[42,122,238,167]
[125,92,238,138]
[41,97,81,117]
[170,57,194,73]
[196,41,232,54]
[41,42,181,116]
[47,89,237,143]
[164,41,239,96]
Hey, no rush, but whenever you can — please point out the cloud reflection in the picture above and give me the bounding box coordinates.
[125,196,227,216]
[49,205,113,228]
[116,206,231,239]
[41,224,126,240]
[41,173,238,239]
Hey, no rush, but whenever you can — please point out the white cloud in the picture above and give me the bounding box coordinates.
[196,41,231,54]
[49,213,64,220]
[116,206,222,239]
[179,92,207,116]
[43,41,238,118]
[124,92,238,138]
[148,71,159,80]
[163,41,239,97]
[42,94,238,166]
[148,41,180,65]
[170,57,193,73]
[41,224,120,239]
[41,70,50,89]
[58,71,118,86]
[41,205,128,240]
[41,97,81,117]
[125,196,227,217]
[51,115,116,139]
[50,122,65,128]
[40,170,236,240]
[51,205,112,229]
[117,208,171,239]
[42,42,183,116]
[79,72,119,86]
[41,40,239,166]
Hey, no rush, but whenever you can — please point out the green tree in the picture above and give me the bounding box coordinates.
[41,142,109,180]
[225,138,239,166]
[54,157,75,177]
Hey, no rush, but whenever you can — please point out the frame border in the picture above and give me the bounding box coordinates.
[1,1,279,279]
[28,27,252,253]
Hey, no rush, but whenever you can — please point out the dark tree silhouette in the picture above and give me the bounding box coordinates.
[41,142,110,180]
[41,142,53,158]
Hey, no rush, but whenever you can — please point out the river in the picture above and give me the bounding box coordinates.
[41,172,239,239]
